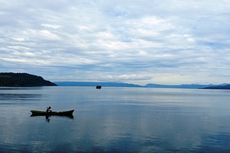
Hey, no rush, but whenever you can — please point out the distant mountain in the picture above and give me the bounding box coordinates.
[203,84,230,89]
[0,73,56,87]
[55,81,142,87]
[144,83,210,89]
[56,82,213,89]
[55,81,229,89]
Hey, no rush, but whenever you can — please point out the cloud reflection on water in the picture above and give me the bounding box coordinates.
[1,87,230,152]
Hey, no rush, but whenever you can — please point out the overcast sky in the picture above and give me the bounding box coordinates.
[0,0,229,84]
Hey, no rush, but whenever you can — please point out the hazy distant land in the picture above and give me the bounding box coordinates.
[56,81,230,89]
[203,84,230,89]
[0,72,228,89]
[55,81,142,87]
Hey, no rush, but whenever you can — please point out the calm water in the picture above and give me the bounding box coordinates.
[0,87,230,153]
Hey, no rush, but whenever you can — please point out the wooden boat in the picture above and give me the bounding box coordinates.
[31,109,74,116]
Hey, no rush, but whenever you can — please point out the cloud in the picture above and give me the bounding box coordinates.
[0,0,229,84]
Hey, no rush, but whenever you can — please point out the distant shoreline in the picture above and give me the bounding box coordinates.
[54,81,230,90]
[0,72,228,89]
[0,73,56,87]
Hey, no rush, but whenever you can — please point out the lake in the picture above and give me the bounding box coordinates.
[0,87,230,153]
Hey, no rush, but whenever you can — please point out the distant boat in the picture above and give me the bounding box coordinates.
[96,85,102,89]
[31,110,74,117]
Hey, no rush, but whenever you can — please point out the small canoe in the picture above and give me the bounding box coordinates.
[31,109,74,116]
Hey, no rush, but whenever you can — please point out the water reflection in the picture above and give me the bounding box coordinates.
[30,114,74,122]
[46,115,50,122]
[0,87,43,90]
[0,87,230,153]
[0,93,41,100]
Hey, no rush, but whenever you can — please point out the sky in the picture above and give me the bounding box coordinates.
[0,0,229,85]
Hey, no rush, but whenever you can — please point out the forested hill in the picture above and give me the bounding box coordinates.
[0,73,56,87]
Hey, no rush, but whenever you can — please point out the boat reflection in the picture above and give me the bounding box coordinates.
[30,114,74,122]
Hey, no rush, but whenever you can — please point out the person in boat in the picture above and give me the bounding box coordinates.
[46,106,52,113]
